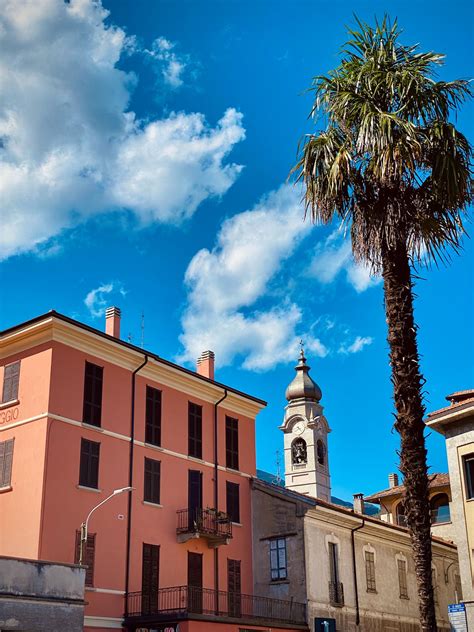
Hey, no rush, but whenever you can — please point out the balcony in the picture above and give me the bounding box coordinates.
[126,586,307,627]
[176,508,232,547]
[329,581,344,607]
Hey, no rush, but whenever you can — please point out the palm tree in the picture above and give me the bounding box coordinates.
[294,17,472,631]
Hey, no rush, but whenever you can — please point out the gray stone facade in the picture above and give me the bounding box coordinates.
[0,556,85,632]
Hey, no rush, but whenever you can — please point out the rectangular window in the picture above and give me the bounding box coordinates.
[225,416,239,470]
[2,361,20,403]
[82,361,103,427]
[329,542,339,584]
[145,386,161,446]
[463,454,474,499]
[79,438,100,489]
[270,538,287,581]
[0,439,14,488]
[398,559,408,599]
[188,551,203,614]
[75,530,95,587]
[365,551,376,592]
[228,558,242,617]
[144,457,161,505]
[226,481,240,523]
[142,543,160,614]
[328,542,343,605]
[188,402,202,459]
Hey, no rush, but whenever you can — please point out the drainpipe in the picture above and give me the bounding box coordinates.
[124,354,149,616]
[214,388,228,608]
[350,518,365,626]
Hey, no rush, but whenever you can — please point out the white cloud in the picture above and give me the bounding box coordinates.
[0,0,245,260]
[84,282,126,318]
[339,335,374,355]
[145,36,188,89]
[309,230,381,292]
[179,185,328,371]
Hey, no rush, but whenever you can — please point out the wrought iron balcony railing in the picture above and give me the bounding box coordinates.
[176,508,232,545]
[329,580,344,607]
[126,585,307,626]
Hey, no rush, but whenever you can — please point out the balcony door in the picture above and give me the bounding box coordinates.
[141,543,159,614]
[187,551,203,614]
[188,469,203,527]
[228,559,241,617]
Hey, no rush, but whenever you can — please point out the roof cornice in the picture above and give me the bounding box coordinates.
[0,312,266,418]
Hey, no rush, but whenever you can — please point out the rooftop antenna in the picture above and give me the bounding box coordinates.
[127,333,133,344]
[140,311,145,349]
[275,449,282,485]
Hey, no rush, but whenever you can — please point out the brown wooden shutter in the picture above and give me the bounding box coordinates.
[225,417,239,470]
[145,386,162,446]
[83,362,103,426]
[75,530,95,587]
[227,559,241,617]
[188,402,202,459]
[144,458,161,504]
[0,439,14,488]
[79,438,100,488]
[142,543,160,614]
[226,481,240,523]
[2,361,20,403]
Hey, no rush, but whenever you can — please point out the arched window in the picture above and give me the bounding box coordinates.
[291,438,307,465]
[395,501,407,527]
[430,493,450,524]
[317,439,326,466]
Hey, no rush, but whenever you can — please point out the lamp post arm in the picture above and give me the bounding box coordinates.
[84,491,118,533]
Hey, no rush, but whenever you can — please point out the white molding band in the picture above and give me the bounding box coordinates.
[84,615,123,629]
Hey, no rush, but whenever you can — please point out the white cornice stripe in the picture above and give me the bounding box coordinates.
[1,412,252,479]
[85,588,125,595]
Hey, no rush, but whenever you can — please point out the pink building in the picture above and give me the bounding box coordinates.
[0,309,307,632]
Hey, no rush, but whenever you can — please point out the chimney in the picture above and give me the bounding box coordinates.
[197,350,215,380]
[105,306,121,339]
[353,493,365,514]
[389,473,399,488]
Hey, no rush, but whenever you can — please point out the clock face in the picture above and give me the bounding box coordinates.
[293,421,305,435]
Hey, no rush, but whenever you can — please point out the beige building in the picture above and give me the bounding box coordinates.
[252,352,462,631]
[365,472,455,543]
[426,389,474,627]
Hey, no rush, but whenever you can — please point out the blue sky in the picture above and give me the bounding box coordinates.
[1,0,473,501]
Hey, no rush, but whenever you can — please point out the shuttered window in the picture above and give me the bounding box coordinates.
[464,454,474,499]
[225,416,239,470]
[365,551,376,592]
[0,439,14,488]
[145,386,161,446]
[75,530,95,586]
[188,402,202,459]
[142,543,160,614]
[2,361,20,403]
[79,438,100,489]
[228,559,242,617]
[144,457,161,505]
[397,559,408,599]
[82,361,103,427]
[329,542,339,583]
[226,481,240,523]
[270,538,287,581]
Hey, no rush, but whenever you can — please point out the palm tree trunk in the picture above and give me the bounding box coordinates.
[381,238,436,632]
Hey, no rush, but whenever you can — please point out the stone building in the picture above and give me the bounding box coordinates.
[426,389,474,627]
[252,352,461,631]
[364,472,454,543]
[0,555,86,631]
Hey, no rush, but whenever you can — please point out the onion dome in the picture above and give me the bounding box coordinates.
[285,348,322,402]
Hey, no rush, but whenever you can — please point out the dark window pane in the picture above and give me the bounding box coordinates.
[75,530,96,587]
[2,361,20,403]
[82,362,103,427]
[144,457,161,504]
[226,481,240,523]
[228,559,241,617]
[145,387,161,446]
[188,402,202,459]
[79,438,100,488]
[225,416,239,470]
[464,455,474,499]
[0,439,14,487]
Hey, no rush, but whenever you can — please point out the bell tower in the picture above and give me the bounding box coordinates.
[280,347,331,501]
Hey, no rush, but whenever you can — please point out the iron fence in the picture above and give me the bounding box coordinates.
[127,585,306,625]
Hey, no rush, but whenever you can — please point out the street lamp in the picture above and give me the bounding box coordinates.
[79,486,133,566]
